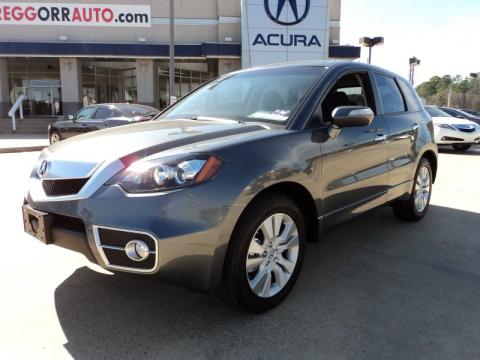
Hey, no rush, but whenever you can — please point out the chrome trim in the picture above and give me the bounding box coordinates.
[37,156,103,180]
[92,225,159,274]
[322,191,388,218]
[29,159,125,203]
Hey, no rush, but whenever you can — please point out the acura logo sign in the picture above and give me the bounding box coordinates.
[264,0,310,26]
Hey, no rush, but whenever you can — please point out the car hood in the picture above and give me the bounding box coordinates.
[40,119,267,178]
[431,116,478,126]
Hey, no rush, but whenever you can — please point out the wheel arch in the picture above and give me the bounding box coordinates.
[234,182,320,243]
[420,149,438,182]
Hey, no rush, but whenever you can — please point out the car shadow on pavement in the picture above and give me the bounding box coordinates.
[55,205,480,360]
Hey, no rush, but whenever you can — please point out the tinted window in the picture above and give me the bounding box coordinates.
[75,107,96,120]
[397,78,420,112]
[94,108,113,119]
[374,74,406,114]
[160,66,327,125]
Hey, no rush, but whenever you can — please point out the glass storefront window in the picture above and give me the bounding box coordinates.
[80,60,137,105]
[7,58,62,116]
[157,59,218,110]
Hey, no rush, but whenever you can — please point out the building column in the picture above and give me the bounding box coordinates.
[0,58,10,118]
[60,58,82,116]
[136,59,158,108]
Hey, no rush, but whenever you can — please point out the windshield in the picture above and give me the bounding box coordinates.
[425,106,450,117]
[159,66,326,124]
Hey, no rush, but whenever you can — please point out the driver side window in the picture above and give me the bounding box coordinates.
[313,72,376,126]
[75,107,96,120]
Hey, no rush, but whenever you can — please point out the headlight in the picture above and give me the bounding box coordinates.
[436,123,457,131]
[107,154,223,193]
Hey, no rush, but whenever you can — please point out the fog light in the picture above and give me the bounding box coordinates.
[125,240,150,261]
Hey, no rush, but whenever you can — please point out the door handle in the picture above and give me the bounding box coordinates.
[374,134,387,142]
[412,123,419,130]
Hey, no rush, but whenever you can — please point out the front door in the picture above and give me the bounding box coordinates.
[317,71,389,226]
[28,87,62,116]
[63,106,97,138]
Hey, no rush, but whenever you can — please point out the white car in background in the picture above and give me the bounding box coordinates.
[425,106,480,152]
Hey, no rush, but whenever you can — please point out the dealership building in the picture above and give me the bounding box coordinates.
[0,0,359,118]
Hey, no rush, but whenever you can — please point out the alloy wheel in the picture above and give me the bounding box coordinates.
[245,213,299,298]
[414,165,431,212]
[50,133,60,144]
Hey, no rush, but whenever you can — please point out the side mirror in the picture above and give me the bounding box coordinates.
[68,115,74,120]
[332,106,374,128]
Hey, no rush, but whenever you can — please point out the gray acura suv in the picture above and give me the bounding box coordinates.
[23,61,437,313]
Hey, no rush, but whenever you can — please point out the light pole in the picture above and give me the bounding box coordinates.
[408,57,421,85]
[359,36,384,64]
[169,0,175,105]
[470,72,479,110]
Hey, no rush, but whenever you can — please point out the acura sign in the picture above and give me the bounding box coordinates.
[264,0,310,26]
[241,0,329,68]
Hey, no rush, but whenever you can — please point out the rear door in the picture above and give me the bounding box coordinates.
[317,71,389,225]
[372,73,421,200]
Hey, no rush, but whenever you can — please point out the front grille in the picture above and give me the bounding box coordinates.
[95,227,157,272]
[453,124,476,133]
[97,228,156,250]
[42,178,89,196]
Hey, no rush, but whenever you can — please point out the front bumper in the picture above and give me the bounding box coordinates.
[434,127,480,145]
[24,161,255,291]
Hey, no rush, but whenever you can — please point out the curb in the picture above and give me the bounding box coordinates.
[0,145,47,154]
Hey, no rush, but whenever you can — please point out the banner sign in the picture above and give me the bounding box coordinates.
[0,3,151,27]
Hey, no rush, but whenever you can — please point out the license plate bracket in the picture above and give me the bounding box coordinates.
[22,205,53,244]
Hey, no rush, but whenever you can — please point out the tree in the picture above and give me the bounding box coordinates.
[416,74,479,110]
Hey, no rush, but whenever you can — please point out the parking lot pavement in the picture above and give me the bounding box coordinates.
[1,148,479,359]
[0,134,49,153]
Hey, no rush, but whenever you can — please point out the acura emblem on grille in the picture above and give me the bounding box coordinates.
[38,160,49,177]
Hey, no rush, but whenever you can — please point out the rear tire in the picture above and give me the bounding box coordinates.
[452,144,471,152]
[221,194,306,313]
[392,158,432,221]
[49,130,62,144]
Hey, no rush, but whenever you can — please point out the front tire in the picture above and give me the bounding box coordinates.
[452,144,471,152]
[49,130,62,144]
[392,158,433,221]
[221,194,306,313]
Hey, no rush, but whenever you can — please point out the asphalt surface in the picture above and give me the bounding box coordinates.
[1,146,479,359]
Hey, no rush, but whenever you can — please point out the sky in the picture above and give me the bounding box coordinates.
[340,0,480,85]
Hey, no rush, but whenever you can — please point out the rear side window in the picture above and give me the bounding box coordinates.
[397,78,421,112]
[94,108,113,119]
[374,73,406,114]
